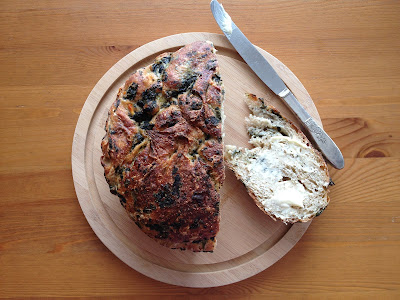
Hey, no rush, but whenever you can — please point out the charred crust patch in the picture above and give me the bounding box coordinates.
[114,99,121,110]
[131,133,144,150]
[212,74,221,83]
[270,107,283,118]
[139,86,158,106]
[154,174,182,209]
[166,74,198,98]
[205,116,220,126]
[145,222,170,239]
[151,56,172,76]
[125,83,138,100]
[315,206,327,217]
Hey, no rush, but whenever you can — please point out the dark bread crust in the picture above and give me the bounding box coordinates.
[101,41,224,251]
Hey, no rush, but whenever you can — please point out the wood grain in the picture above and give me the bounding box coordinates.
[71,32,318,287]
[1,0,399,298]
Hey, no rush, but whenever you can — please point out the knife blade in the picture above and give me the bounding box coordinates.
[210,0,344,169]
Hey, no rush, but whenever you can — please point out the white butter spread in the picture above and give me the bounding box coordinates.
[271,181,305,208]
[220,5,233,35]
[246,150,281,182]
[270,136,308,149]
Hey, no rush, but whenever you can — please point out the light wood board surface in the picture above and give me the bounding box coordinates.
[1,0,400,298]
[72,32,319,287]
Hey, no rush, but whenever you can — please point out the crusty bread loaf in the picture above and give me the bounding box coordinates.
[101,41,224,251]
[225,93,330,224]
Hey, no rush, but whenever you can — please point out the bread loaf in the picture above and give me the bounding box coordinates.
[101,41,225,251]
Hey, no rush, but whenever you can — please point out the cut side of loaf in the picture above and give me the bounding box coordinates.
[225,93,330,224]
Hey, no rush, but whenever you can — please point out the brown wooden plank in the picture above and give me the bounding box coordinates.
[1,0,399,297]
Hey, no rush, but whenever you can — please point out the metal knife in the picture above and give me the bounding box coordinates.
[210,0,344,169]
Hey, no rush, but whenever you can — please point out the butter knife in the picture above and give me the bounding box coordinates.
[211,0,344,169]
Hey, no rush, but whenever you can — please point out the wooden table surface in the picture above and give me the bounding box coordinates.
[1,0,399,298]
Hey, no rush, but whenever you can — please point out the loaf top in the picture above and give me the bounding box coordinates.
[101,41,225,251]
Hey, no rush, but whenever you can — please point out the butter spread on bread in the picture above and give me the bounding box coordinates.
[225,93,330,224]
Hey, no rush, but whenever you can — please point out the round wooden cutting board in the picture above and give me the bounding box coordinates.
[72,32,322,287]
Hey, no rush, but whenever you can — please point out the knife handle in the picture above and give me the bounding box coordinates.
[280,90,345,169]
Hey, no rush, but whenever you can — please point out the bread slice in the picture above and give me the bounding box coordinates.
[224,93,330,224]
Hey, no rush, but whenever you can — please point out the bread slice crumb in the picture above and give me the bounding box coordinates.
[225,93,330,224]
